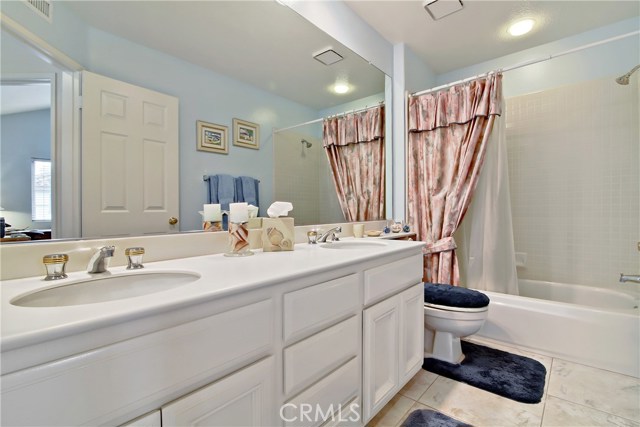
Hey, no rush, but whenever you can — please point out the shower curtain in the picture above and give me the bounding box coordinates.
[455,112,519,294]
[323,105,385,222]
[407,73,505,285]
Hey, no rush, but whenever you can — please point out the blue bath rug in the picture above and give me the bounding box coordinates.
[401,409,472,427]
[422,341,546,404]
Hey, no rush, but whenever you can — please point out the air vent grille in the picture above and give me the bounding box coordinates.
[313,49,343,66]
[24,0,52,22]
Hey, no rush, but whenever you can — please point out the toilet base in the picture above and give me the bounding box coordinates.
[424,331,464,364]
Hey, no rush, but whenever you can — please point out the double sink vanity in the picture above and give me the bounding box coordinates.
[1,228,425,426]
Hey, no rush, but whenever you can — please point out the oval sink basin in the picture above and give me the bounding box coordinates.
[11,271,201,308]
[320,241,388,250]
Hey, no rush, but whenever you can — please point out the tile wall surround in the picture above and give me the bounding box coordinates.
[506,76,639,288]
[274,131,322,225]
[273,129,345,226]
[0,221,386,281]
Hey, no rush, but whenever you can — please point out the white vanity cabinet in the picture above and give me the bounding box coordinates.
[1,241,426,427]
[361,254,425,424]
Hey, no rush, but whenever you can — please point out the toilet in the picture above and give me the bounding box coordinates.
[423,283,490,364]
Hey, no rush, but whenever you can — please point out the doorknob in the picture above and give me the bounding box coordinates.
[169,217,178,225]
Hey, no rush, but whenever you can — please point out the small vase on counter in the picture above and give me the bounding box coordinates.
[225,203,253,257]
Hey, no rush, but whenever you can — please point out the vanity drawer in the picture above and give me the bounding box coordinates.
[283,274,359,342]
[282,357,359,427]
[284,316,358,397]
[1,300,274,426]
[363,254,423,306]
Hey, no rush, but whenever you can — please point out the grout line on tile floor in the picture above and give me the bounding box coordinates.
[544,394,640,424]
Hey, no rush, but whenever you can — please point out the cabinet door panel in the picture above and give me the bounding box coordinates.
[162,357,274,427]
[399,283,425,384]
[362,295,399,423]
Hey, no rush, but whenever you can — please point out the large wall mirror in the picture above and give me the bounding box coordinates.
[0,1,389,241]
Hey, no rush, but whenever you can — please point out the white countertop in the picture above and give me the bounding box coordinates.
[1,239,424,358]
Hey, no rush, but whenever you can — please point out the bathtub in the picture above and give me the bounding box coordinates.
[475,279,640,378]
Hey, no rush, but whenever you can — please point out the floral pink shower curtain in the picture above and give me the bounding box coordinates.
[407,74,502,285]
[323,105,385,222]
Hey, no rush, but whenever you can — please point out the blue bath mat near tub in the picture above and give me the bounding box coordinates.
[401,409,472,427]
[423,341,546,404]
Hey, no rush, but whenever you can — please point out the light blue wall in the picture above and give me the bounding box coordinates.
[0,109,51,228]
[1,1,320,231]
[404,45,437,93]
[0,1,89,65]
[436,18,640,97]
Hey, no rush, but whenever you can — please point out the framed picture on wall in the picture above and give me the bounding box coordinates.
[233,118,260,150]
[197,120,228,154]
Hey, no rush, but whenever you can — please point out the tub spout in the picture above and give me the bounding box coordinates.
[619,274,640,284]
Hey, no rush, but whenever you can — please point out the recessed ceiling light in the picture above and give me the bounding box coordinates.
[508,19,535,37]
[333,83,350,94]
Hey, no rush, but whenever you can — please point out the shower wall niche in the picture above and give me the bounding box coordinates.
[273,125,344,226]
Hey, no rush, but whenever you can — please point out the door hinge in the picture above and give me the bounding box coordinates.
[76,95,82,109]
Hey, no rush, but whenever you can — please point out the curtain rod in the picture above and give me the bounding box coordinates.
[326,102,384,119]
[273,118,323,134]
[410,30,640,97]
[272,102,385,134]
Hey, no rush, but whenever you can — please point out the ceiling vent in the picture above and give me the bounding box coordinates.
[24,0,52,22]
[313,49,343,66]
[423,0,464,21]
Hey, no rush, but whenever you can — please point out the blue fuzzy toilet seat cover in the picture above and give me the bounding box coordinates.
[424,283,490,309]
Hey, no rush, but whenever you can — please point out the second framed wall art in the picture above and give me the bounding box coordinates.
[233,118,260,150]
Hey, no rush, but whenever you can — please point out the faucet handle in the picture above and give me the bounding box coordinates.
[43,253,69,280]
[125,247,145,269]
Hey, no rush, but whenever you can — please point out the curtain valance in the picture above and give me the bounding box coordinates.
[323,105,384,147]
[408,74,502,132]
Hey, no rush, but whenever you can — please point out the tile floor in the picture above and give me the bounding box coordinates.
[367,337,640,427]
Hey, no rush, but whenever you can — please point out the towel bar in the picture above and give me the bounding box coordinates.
[203,175,260,183]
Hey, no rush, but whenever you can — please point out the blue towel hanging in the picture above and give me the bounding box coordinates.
[204,174,260,228]
[204,174,236,230]
[237,176,260,215]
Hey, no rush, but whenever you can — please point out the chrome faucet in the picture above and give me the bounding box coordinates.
[318,226,341,243]
[87,246,115,274]
[620,274,640,284]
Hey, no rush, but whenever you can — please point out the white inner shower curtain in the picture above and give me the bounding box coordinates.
[455,111,519,295]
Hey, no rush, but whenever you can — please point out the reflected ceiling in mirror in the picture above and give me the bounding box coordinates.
[65,1,385,110]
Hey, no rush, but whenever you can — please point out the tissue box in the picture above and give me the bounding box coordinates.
[247,218,263,250]
[262,217,295,251]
